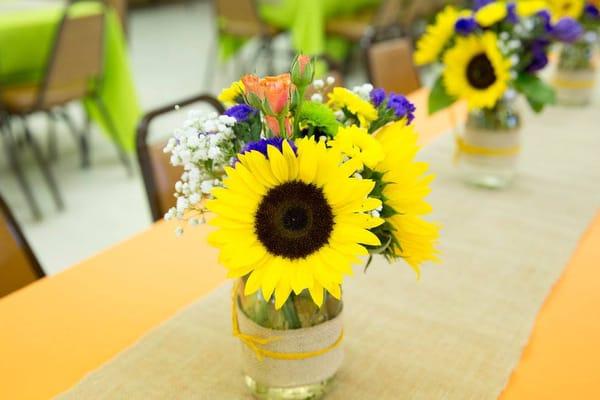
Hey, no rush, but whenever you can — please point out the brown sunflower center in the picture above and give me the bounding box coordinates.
[254,181,334,259]
[466,53,497,89]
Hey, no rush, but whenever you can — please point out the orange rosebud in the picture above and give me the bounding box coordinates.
[241,73,292,115]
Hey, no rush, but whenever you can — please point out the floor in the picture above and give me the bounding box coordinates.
[0,1,278,274]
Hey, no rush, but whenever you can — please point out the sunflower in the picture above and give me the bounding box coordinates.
[545,0,585,19]
[442,32,512,109]
[515,0,548,16]
[327,87,377,129]
[207,138,384,309]
[373,121,439,272]
[331,125,384,175]
[414,6,462,66]
[218,80,244,106]
[475,2,508,26]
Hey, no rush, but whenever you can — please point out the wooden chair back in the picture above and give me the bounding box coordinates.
[214,0,269,36]
[137,94,225,222]
[367,37,420,95]
[372,0,402,29]
[38,0,105,108]
[0,195,45,298]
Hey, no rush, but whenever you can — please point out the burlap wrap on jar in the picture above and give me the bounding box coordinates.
[235,306,344,388]
[554,68,596,106]
[457,124,520,171]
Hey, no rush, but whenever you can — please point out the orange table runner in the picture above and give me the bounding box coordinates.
[0,90,597,399]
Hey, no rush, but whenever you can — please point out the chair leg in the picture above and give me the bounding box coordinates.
[55,108,90,168]
[0,119,42,220]
[47,112,58,162]
[18,116,65,211]
[93,95,132,175]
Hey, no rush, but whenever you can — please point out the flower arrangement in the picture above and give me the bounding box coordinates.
[414,0,585,113]
[165,55,439,309]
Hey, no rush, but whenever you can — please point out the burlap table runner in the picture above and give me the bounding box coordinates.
[58,101,600,399]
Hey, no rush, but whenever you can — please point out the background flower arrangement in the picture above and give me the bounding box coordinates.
[414,0,587,114]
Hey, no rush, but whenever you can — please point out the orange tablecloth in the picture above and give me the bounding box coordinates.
[1,91,598,399]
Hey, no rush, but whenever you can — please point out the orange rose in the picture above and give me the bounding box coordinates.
[241,73,292,114]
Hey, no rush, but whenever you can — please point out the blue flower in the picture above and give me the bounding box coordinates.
[370,88,386,107]
[387,94,416,124]
[240,137,297,158]
[537,10,552,32]
[585,4,600,18]
[473,0,494,10]
[525,40,550,72]
[506,3,519,24]
[224,104,257,122]
[552,18,584,43]
[455,17,477,35]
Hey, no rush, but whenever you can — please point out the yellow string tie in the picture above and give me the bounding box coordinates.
[231,282,344,362]
[553,78,595,90]
[454,135,520,164]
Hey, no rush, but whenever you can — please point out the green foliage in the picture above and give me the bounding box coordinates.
[428,76,456,115]
[232,111,262,152]
[297,101,340,137]
[514,73,556,113]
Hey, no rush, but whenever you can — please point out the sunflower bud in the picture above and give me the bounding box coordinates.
[291,54,314,88]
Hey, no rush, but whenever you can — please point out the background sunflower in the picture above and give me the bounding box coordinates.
[442,32,512,109]
[414,6,463,66]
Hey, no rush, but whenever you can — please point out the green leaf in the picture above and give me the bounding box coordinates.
[428,76,456,115]
[514,73,556,113]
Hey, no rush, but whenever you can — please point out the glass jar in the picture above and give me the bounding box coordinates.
[235,279,343,400]
[456,97,521,189]
[554,38,597,106]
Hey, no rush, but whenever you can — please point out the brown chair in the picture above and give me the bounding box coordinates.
[325,0,404,45]
[366,37,420,94]
[0,0,130,219]
[0,194,45,298]
[137,94,225,222]
[205,0,281,86]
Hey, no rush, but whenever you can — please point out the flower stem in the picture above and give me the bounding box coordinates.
[281,294,301,329]
[293,86,306,137]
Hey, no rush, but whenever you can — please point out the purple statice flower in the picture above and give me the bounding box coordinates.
[525,39,550,72]
[455,17,477,35]
[585,4,600,18]
[506,3,519,24]
[240,137,297,158]
[473,0,494,10]
[552,18,584,43]
[387,94,416,124]
[370,88,386,107]
[224,104,257,122]
[537,10,552,32]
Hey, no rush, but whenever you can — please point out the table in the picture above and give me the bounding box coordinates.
[220,0,379,61]
[0,1,140,151]
[0,90,599,399]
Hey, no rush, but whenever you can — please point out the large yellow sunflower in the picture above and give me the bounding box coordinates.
[373,121,439,272]
[414,6,464,66]
[475,2,508,27]
[443,32,512,109]
[327,87,377,128]
[207,139,383,309]
[545,0,585,19]
[515,0,548,16]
